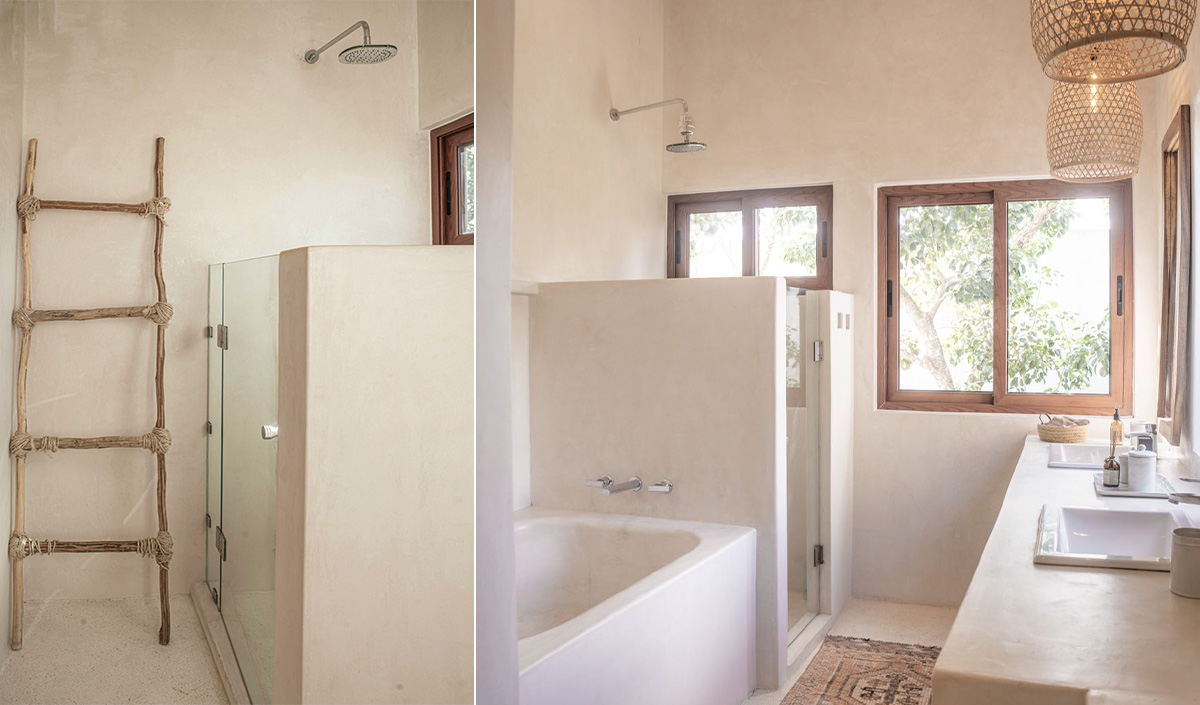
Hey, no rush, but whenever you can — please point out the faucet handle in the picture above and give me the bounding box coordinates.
[647,479,674,494]
[584,475,614,489]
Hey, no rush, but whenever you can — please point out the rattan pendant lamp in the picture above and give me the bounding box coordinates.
[1034,1,1197,182]
[1046,79,1144,181]
[1032,0,1197,83]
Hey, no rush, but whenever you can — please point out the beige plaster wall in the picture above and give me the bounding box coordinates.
[0,0,25,655]
[17,0,429,601]
[662,0,1164,606]
[511,0,666,282]
[477,0,521,698]
[275,246,473,705]
[528,276,787,688]
[418,0,474,128]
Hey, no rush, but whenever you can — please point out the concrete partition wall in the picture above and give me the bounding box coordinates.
[275,246,473,705]
[529,277,787,689]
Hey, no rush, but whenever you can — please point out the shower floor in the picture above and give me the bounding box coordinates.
[788,590,811,632]
[222,589,274,704]
[0,595,227,704]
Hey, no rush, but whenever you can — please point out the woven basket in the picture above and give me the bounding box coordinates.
[1037,416,1090,444]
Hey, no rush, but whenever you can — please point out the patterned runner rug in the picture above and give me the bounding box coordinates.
[782,636,940,705]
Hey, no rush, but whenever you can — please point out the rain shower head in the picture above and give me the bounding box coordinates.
[610,98,708,154]
[305,21,397,65]
[338,44,398,65]
[666,138,707,154]
[666,112,707,153]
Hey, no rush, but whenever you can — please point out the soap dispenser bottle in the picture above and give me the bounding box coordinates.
[1103,408,1124,488]
[1110,408,1124,447]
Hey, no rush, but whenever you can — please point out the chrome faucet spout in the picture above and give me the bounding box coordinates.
[601,477,642,496]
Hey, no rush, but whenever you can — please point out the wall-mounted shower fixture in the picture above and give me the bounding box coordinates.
[304,21,397,65]
[609,98,707,153]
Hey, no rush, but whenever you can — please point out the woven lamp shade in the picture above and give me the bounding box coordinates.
[1046,80,1143,182]
[1031,0,1197,83]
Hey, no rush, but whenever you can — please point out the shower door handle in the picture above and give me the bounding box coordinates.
[261,424,278,440]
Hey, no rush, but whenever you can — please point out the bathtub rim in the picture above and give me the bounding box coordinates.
[514,507,756,673]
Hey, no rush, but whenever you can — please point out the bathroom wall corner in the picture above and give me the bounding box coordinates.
[512,292,532,510]
[478,0,521,698]
[274,247,310,705]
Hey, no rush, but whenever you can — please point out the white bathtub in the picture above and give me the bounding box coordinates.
[515,508,757,705]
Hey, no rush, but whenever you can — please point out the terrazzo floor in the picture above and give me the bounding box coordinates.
[0,595,227,704]
[741,598,958,705]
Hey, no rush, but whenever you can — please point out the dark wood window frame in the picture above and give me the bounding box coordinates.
[667,185,833,290]
[1158,105,1192,445]
[431,113,474,246]
[877,179,1134,414]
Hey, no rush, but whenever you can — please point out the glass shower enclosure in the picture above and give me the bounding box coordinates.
[207,255,279,704]
[786,287,821,644]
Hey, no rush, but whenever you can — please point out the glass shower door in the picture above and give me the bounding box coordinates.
[786,287,820,643]
[206,255,279,704]
[206,265,224,608]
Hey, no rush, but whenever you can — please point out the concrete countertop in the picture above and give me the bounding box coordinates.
[933,436,1200,705]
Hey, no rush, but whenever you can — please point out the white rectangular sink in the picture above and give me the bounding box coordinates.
[1047,443,1129,469]
[1035,504,1192,571]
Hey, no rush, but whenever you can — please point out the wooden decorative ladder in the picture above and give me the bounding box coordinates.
[8,138,174,649]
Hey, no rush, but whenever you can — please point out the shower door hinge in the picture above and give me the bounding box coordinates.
[204,325,213,338]
[813,340,824,363]
[205,512,212,528]
[216,324,229,350]
[216,525,227,562]
[814,543,826,567]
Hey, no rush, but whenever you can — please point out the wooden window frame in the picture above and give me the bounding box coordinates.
[877,179,1134,414]
[1158,105,1192,445]
[431,113,474,246]
[667,185,833,290]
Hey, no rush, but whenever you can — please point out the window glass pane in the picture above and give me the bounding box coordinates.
[897,204,994,392]
[688,211,742,277]
[758,206,819,278]
[1007,198,1110,394]
[786,287,805,392]
[458,142,475,235]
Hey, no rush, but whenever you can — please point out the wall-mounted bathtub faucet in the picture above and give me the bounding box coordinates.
[601,477,642,496]
[584,475,614,491]
[647,479,674,494]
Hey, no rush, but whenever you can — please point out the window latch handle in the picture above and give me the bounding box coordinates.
[1116,275,1124,316]
[674,229,682,268]
[886,280,894,318]
[821,221,829,259]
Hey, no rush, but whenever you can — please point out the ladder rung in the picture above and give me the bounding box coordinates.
[37,200,147,215]
[19,539,142,554]
[31,306,149,323]
[27,435,155,451]
[60,436,146,450]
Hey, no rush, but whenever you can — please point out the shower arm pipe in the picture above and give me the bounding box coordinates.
[609,98,689,121]
[305,20,372,64]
